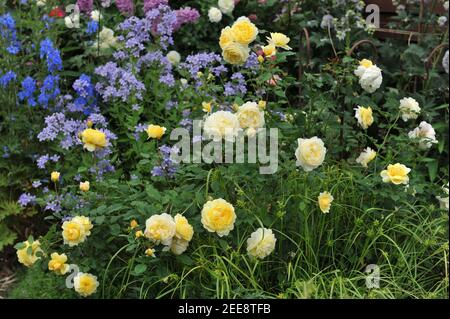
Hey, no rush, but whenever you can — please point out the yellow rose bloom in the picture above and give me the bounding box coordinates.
[81,128,107,152]
[230,17,258,45]
[359,59,373,68]
[71,216,93,235]
[354,106,374,130]
[145,248,156,257]
[262,43,276,57]
[79,181,90,192]
[144,213,176,246]
[146,124,167,139]
[380,163,411,185]
[201,199,236,237]
[48,252,69,275]
[318,192,334,213]
[356,147,377,168]
[62,218,88,247]
[219,26,235,49]
[174,214,194,242]
[267,32,291,50]
[74,272,99,297]
[16,239,43,267]
[51,171,60,183]
[222,42,250,65]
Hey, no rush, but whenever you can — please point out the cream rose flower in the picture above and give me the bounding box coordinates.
[318,192,334,213]
[218,0,235,14]
[16,239,43,267]
[203,111,241,142]
[201,199,236,237]
[166,51,181,66]
[91,10,102,22]
[170,238,190,255]
[399,97,421,122]
[236,101,265,136]
[71,216,93,236]
[354,59,382,93]
[354,106,374,129]
[380,163,411,185]
[222,42,250,65]
[208,7,223,23]
[74,272,99,297]
[246,228,277,259]
[295,137,327,172]
[408,121,438,150]
[267,32,292,50]
[144,213,176,246]
[231,17,258,45]
[94,27,118,50]
[356,147,377,168]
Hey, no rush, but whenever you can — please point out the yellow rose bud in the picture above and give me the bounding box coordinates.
[48,252,69,275]
[258,100,267,109]
[135,230,144,238]
[262,43,276,57]
[81,128,107,152]
[51,171,60,183]
[130,219,138,229]
[197,71,203,78]
[257,55,264,63]
[145,248,156,257]
[86,120,93,128]
[380,163,411,185]
[79,181,90,192]
[202,102,212,113]
[146,124,167,139]
[318,192,334,213]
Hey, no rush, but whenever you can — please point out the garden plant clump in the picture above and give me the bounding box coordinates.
[0,0,449,299]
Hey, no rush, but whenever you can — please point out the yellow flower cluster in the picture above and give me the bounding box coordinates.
[143,213,194,255]
[220,17,258,65]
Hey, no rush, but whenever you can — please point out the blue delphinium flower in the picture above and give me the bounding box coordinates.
[71,74,97,115]
[18,76,37,106]
[0,70,16,87]
[86,20,99,35]
[0,13,21,55]
[38,74,61,107]
[39,38,63,73]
